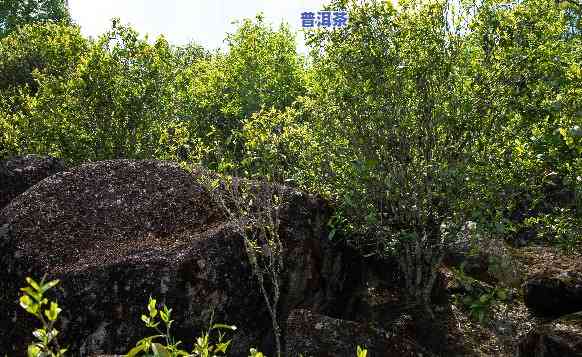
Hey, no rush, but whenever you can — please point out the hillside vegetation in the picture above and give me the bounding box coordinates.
[0,0,581,355]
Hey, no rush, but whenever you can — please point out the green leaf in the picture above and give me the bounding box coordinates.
[47,328,59,342]
[357,345,368,357]
[125,344,147,357]
[151,343,172,357]
[25,277,41,291]
[147,297,158,318]
[32,329,46,341]
[20,287,42,302]
[20,295,39,316]
[328,228,337,240]
[40,279,60,293]
[160,309,168,323]
[141,314,150,324]
[44,301,62,321]
[249,348,265,357]
[215,340,231,353]
[212,323,237,331]
[27,344,41,357]
[19,294,33,309]
[140,312,159,328]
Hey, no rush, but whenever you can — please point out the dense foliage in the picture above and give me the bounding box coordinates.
[1,0,580,314]
[0,0,70,38]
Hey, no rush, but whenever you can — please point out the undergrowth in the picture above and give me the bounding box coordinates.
[18,277,368,357]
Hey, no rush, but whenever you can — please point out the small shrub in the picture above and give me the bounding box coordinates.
[356,345,368,357]
[452,266,510,324]
[19,276,67,357]
[202,175,285,357]
[127,296,237,357]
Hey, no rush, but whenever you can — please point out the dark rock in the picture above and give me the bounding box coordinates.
[524,270,582,317]
[445,229,522,288]
[445,246,492,283]
[0,160,351,356]
[0,155,64,211]
[325,255,450,355]
[335,255,448,327]
[285,309,421,357]
[517,314,582,357]
[509,227,537,248]
[340,256,406,324]
[0,222,8,239]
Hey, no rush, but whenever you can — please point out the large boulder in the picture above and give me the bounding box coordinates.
[0,160,351,356]
[0,155,64,211]
[524,270,582,317]
[517,314,582,357]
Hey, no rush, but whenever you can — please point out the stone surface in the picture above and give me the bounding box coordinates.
[0,155,64,211]
[444,226,523,288]
[285,309,421,357]
[524,270,582,317]
[517,314,582,357]
[0,160,354,356]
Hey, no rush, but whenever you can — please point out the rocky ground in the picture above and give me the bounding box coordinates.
[444,243,582,356]
[0,155,64,215]
[0,156,580,356]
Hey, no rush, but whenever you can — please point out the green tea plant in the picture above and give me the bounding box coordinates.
[523,209,582,252]
[19,276,67,357]
[127,297,237,357]
[17,276,367,357]
[248,348,265,357]
[457,285,509,324]
[356,345,368,357]
[452,266,509,324]
[304,0,485,318]
[202,174,285,357]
